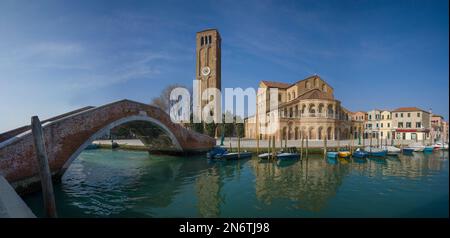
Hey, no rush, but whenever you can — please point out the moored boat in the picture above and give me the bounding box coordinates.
[432,142,448,150]
[364,147,387,157]
[258,152,271,159]
[352,148,368,158]
[206,146,227,159]
[276,147,300,160]
[381,145,401,156]
[423,146,434,152]
[276,152,300,160]
[338,151,351,158]
[327,152,338,159]
[409,143,425,152]
[214,151,252,160]
[402,147,415,155]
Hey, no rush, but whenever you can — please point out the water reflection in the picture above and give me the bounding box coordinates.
[23,150,448,217]
[251,157,351,212]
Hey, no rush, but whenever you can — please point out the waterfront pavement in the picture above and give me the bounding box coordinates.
[0,176,36,218]
[93,139,145,146]
[94,138,419,148]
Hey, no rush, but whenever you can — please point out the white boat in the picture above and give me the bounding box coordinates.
[408,143,425,152]
[381,145,401,155]
[364,147,388,156]
[433,142,448,150]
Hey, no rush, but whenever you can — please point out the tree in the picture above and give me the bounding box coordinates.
[234,115,245,138]
[204,122,217,137]
[150,84,189,114]
[222,111,235,137]
[187,113,204,134]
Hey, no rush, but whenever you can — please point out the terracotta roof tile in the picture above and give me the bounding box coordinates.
[261,80,290,89]
[260,74,329,89]
[392,107,428,112]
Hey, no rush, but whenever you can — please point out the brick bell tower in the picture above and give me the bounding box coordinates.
[195,29,221,121]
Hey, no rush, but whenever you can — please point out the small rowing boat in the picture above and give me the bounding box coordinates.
[327,152,338,159]
[352,149,368,158]
[402,148,414,155]
[214,151,252,160]
[276,147,300,160]
[338,151,351,158]
[381,145,401,156]
[364,147,387,157]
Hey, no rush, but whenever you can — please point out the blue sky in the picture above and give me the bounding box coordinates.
[0,0,448,132]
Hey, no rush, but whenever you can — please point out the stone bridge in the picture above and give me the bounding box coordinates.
[0,99,215,194]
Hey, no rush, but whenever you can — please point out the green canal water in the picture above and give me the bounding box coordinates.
[23,149,449,218]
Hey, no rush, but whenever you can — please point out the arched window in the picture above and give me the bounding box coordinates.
[208,35,212,44]
[201,37,204,46]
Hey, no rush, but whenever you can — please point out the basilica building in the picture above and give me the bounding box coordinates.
[245,75,359,141]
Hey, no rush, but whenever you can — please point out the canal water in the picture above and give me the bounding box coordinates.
[23,149,449,218]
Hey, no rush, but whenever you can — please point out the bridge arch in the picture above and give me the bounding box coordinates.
[0,99,215,194]
[63,115,183,174]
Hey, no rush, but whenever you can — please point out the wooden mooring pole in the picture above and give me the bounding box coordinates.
[237,135,241,158]
[323,136,327,158]
[300,136,304,158]
[350,133,354,153]
[284,133,287,151]
[305,136,309,158]
[272,135,276,160]
[31,116,57,218]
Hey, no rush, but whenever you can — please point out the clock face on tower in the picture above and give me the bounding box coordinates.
[201,66,211,76]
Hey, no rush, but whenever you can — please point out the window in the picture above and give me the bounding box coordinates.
[398,122,403,128]
[401,113,403,118]
[278,94,281,101]
[201,37,204,46]
[388,123,390,127]
[208,35,212,44]
[407,113,411,117]
[417,112,420,117]
[416,122,421,128]
[395,113,398,118]
[406,122,411,128]
[382,115,384,119]
[376,123,379,128]
[381,123,383,128]
[369,115,372,120]
[381,132,383,137]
